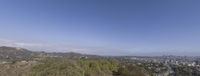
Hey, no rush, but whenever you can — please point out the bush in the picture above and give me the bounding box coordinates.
[30,58,119,76]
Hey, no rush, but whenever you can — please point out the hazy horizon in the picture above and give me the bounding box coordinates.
[0,0,200,56]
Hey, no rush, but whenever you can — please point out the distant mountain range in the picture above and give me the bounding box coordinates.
[0,46,100,60]
[0,46,34,60]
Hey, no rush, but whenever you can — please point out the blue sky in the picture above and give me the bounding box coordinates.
[0,0,200,56]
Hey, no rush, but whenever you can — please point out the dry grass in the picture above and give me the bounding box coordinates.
[0,61,36,76]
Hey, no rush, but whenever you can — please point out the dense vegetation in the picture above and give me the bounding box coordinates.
[30,58,149,76]
[30,58,116,76]
[0,46,149,76]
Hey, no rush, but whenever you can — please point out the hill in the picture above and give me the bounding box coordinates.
[0,46,33,60]
[0,46,100,60]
